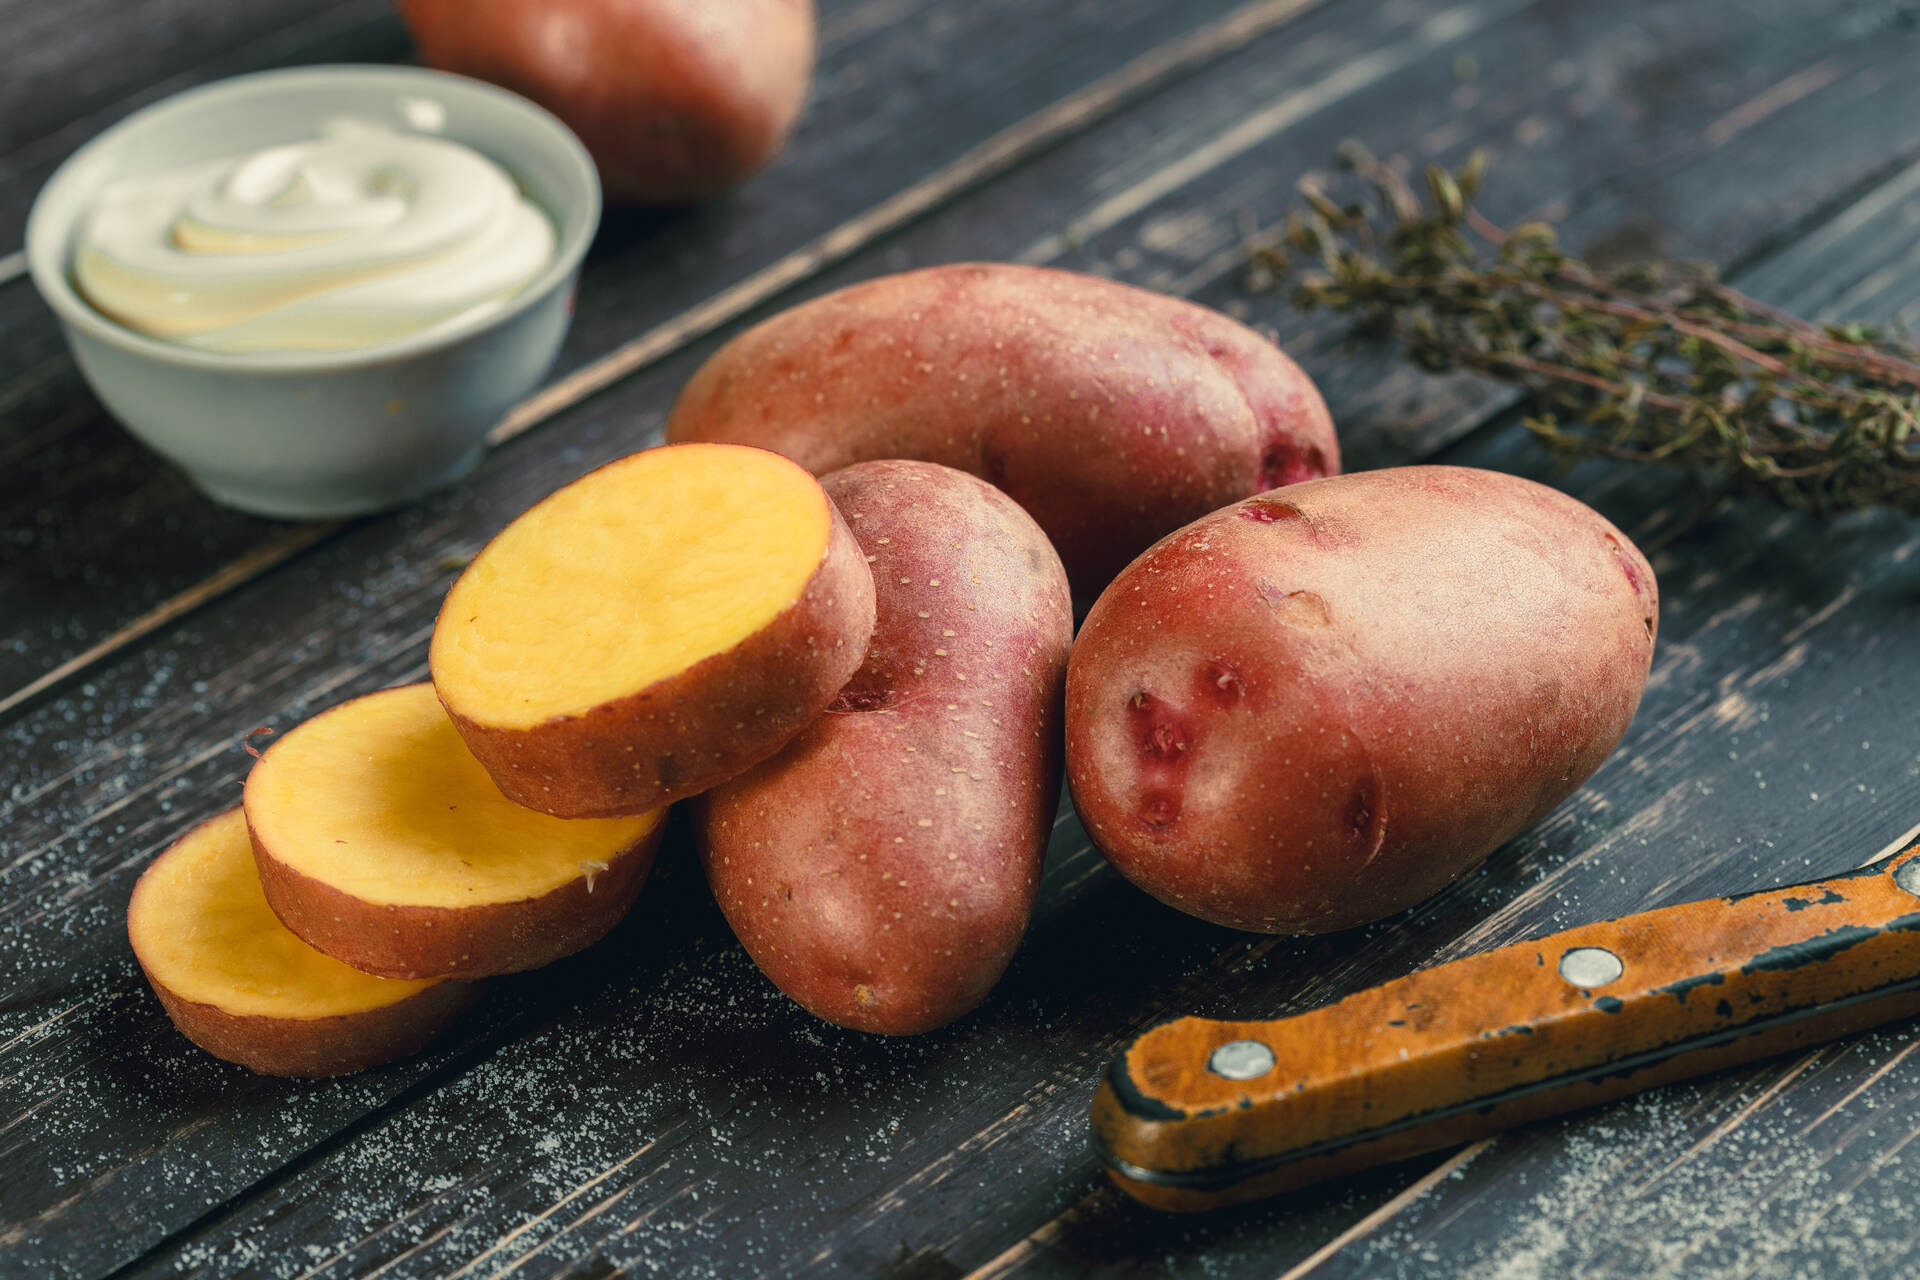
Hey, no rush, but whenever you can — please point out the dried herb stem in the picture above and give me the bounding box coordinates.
[1253,143,1920,516]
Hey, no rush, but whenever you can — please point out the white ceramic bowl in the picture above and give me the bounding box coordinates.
[26,65,601,519]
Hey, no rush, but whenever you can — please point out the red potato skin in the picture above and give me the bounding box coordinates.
[1065,466,1659,935]
[698,461,1072,1034]
[436,490,876,818]
[248,817,665,981]
[396,0,816,204]
[665,263,1339,593]
[140,979,479,1078]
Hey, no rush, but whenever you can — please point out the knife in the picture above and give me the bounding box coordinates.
[1090,827,1920,1211]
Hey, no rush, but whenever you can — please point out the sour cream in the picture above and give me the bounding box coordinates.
[71,119,556,354]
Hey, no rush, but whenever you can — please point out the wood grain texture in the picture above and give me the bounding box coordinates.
[0,0,405,192]
[7,0,1920,1276]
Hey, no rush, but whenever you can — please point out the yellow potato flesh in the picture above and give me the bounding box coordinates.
[246,684,660,907]
[431,444,830,728]
[128,809,439,1019]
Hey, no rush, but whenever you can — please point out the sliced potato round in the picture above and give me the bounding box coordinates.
[431,442,876,816]
[127,808,476,1077]
[245,683,665,979]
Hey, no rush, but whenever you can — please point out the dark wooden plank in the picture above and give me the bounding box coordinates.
[0,0,1330,716]
[1255,1034,1920,1279]
[0,0,405,170]
[9,0,1920,1276]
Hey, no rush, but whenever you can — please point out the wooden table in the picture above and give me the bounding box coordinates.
[7,1,1920,1276]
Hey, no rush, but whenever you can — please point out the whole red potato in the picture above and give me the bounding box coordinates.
[699,461,1073,1034]
[668,263,1339,594]
[396,0,817,204]
[1065,466,1658,935]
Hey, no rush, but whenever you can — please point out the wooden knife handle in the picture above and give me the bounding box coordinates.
[1092,839,1920,1211]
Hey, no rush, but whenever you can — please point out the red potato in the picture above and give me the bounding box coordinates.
[666,263,1339,592]
[699,461,1073,1034]
[397,0,816,204]
[1065,466,1658,934]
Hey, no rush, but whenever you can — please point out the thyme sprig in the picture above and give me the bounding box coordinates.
[1250,142,1920,516]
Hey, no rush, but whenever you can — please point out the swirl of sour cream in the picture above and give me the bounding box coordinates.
[72,119,556,354]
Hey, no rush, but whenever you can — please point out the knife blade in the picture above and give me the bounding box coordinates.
[1090,825,1920,1212]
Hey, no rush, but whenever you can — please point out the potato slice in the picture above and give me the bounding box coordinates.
[245,683,665,979]
[127,808,476,1077]
[431,443,877,816]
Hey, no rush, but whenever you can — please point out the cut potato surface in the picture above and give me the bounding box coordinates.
[435,444,832,728]
[127,808,474,1076]
[246,683,664,979]
[431,442,877,816]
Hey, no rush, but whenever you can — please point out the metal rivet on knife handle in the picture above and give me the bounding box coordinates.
[1558,946,1624,988]
[1208,1039,1276,1080]
[1895,860,1920,899]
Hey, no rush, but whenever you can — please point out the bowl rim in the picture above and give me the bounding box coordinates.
[25,63,602,374]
